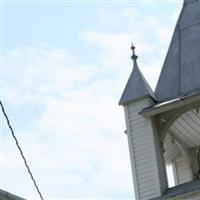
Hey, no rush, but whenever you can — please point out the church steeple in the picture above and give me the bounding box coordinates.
[119,1,200,200]
[155,0,200,101]
[119,44,155,105]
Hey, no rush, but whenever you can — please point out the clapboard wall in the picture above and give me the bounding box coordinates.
[124,97,168,200]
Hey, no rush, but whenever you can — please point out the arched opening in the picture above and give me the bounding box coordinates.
[163,107,200,186]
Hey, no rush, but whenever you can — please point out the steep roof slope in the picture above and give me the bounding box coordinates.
[155,0,200,102]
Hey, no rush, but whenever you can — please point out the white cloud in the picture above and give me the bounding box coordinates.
[2,46,133,199]
[1,3,183,199]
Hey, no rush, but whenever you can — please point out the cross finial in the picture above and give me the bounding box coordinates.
[131,43,138,61]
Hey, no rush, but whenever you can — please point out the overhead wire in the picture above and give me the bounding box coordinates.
[0,100,44,200]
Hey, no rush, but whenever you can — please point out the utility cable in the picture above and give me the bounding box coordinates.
[0,100,44,200]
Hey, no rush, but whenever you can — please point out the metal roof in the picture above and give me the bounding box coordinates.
[150,180,200,200]
[140,92,200,117]
[119,58,155,105]
[0,189,25,200]
[155,0,200,102]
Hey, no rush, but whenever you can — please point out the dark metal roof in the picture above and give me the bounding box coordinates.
[155,0,200,102]
[140,92,200,117]
[184,0,197,4]
[150,180,200,200]
[0,189,25,200]
[119,59,155,105]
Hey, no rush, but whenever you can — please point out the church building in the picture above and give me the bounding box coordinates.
[119,0,200,199]
[1,0,200,200]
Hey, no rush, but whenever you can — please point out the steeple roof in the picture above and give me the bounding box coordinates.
[119,45,155,106]
[155,0,200,102]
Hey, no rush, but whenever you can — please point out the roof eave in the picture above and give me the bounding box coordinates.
[140,92,200,117]
[150,180,200,200]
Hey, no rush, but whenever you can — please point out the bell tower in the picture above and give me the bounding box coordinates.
[120,0,200,199]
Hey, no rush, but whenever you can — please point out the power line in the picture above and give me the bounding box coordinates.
[0,100,44,200]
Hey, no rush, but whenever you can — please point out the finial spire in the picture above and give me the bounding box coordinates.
[119,44,155,105]
[131,43,138,61]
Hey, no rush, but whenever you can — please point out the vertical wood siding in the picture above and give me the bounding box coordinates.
[174,154,192,185]
[164,134,181,165]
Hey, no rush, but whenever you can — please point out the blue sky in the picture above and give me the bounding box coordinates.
[1,1,182,199]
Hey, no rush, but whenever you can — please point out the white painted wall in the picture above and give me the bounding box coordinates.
[124,97,168,200]
[173,154,193,185]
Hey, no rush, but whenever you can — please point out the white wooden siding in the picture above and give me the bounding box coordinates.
[170,109,200,147]
[124,98,167,200]
[153,118,168,193]
[164,134,181,164]
[163,108,200,187]
[173,154,192,185]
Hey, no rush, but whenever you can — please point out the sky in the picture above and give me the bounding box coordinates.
[0,0,183,199]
